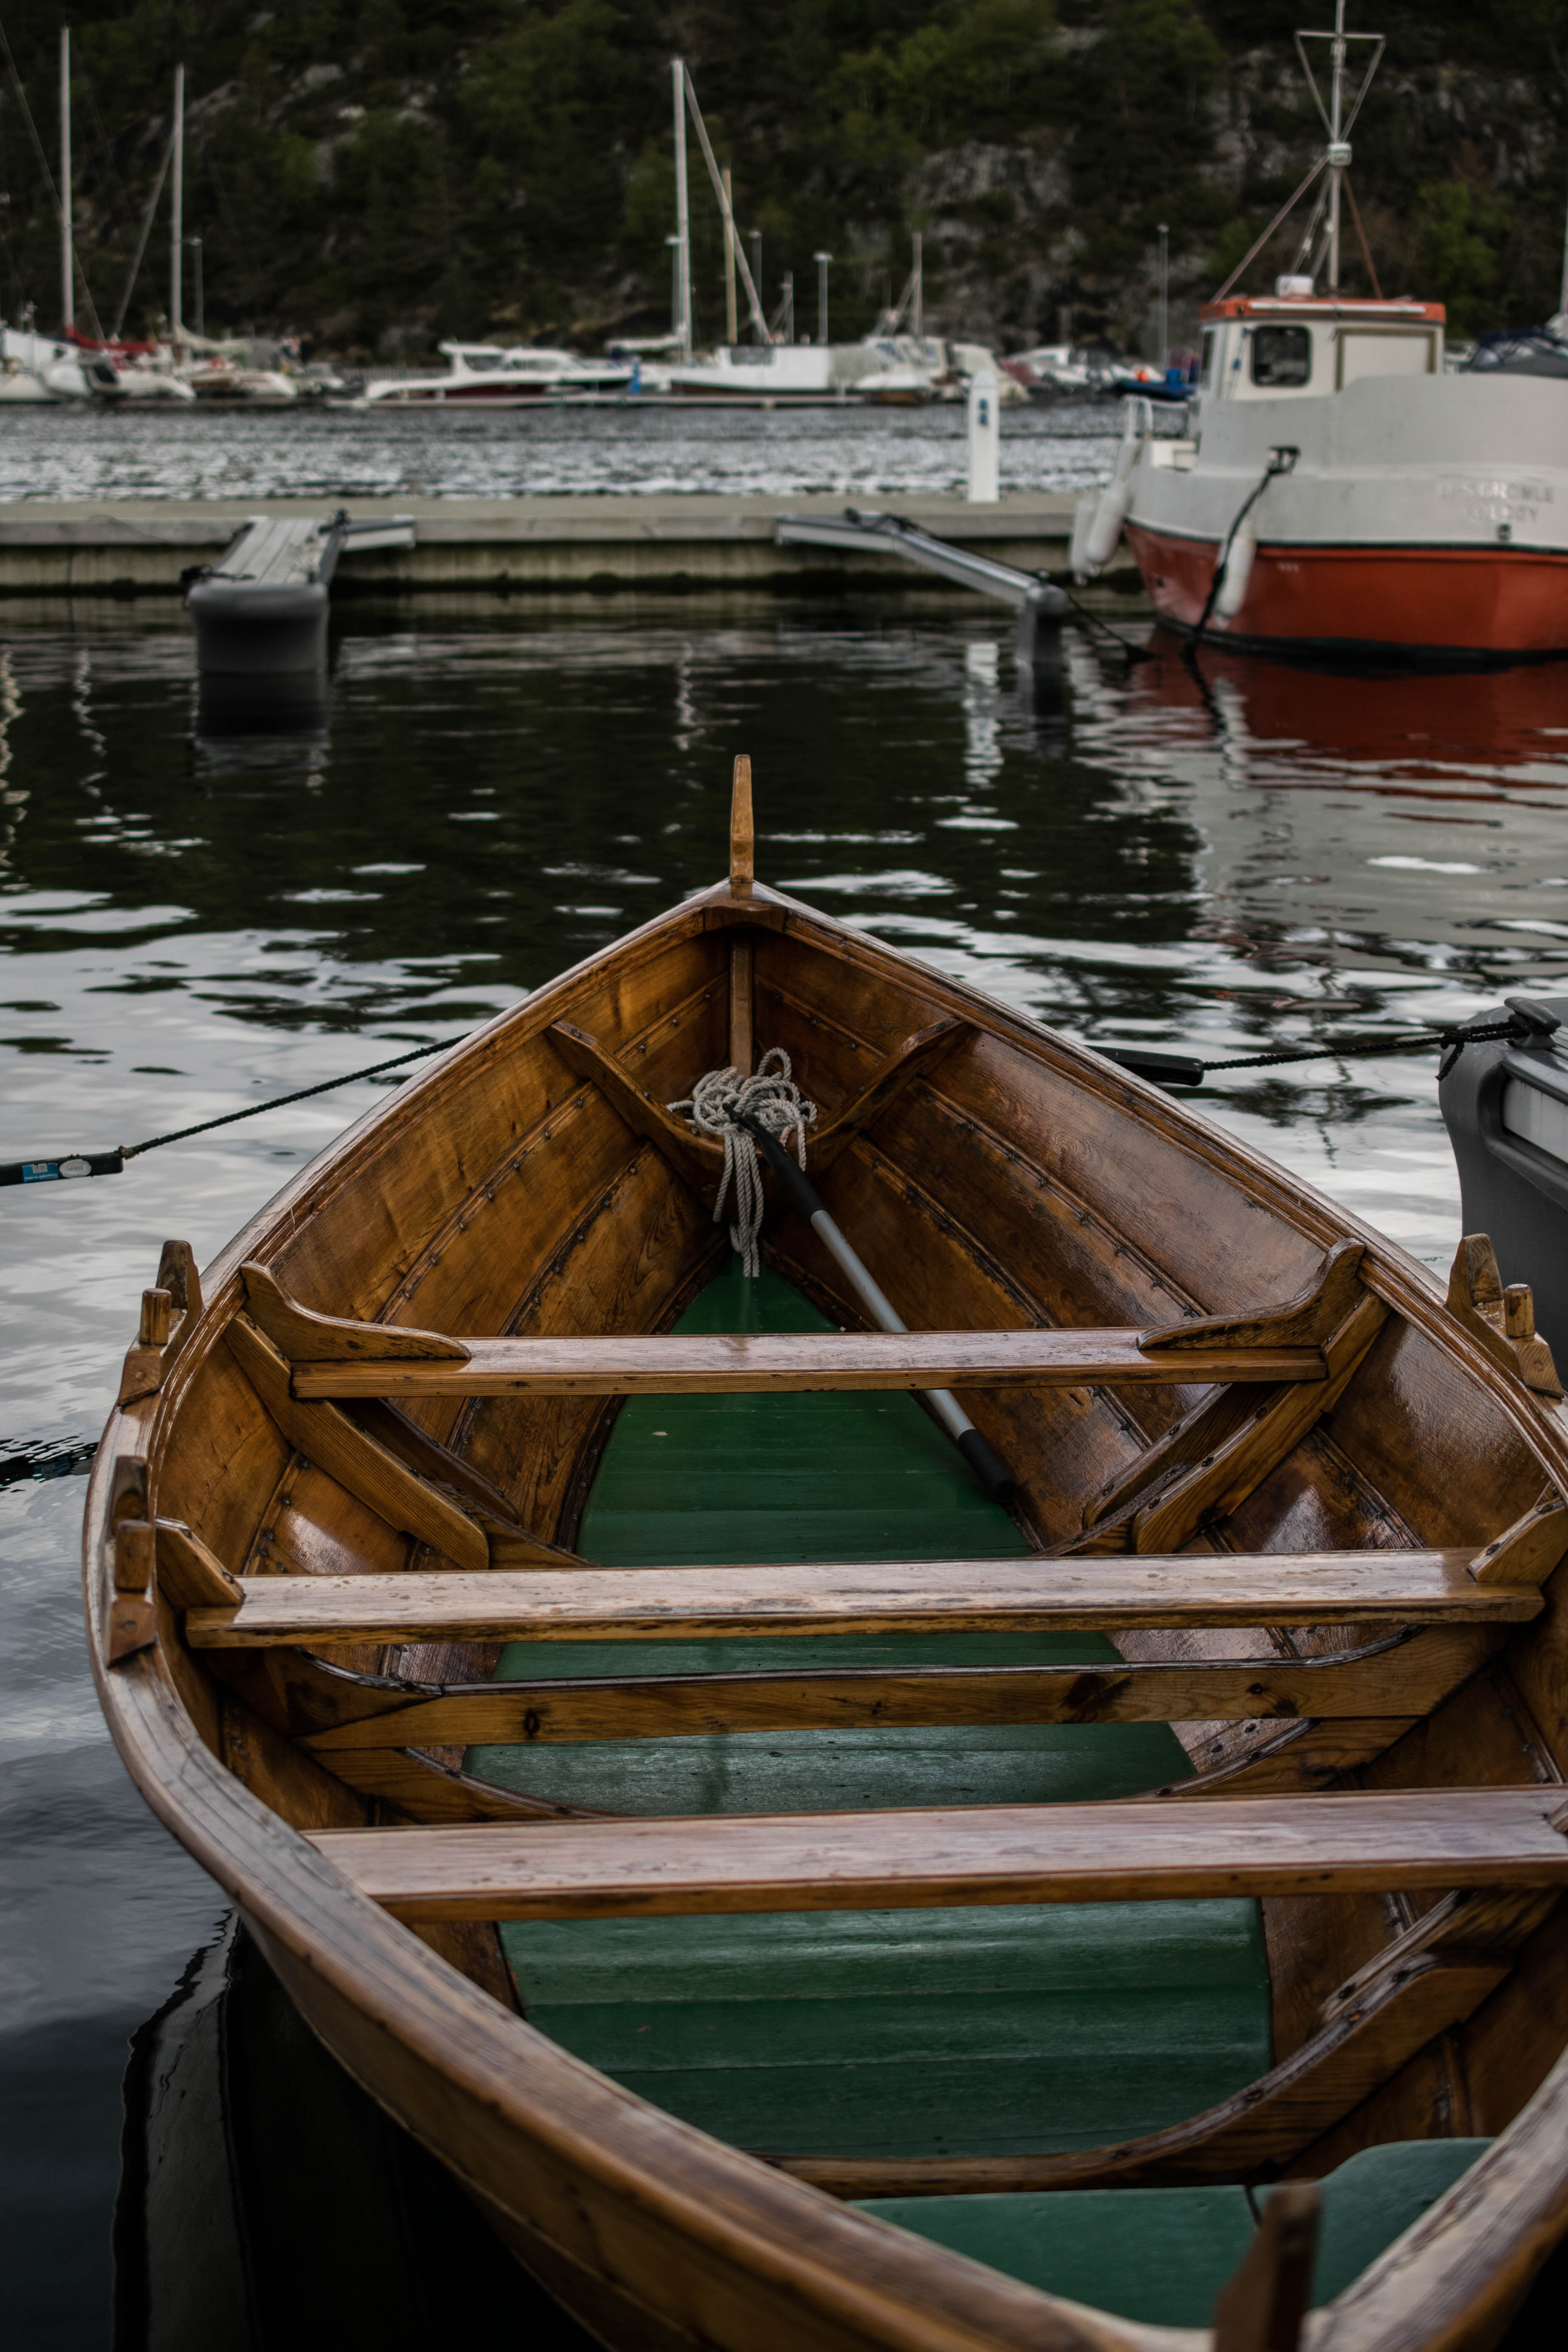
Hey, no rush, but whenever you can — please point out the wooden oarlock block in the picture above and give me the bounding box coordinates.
[105,1514,158,1667]
[117,1241,206,1409]
[1448,1233,1564,1397]
[138,1288,172,1348]
[1213,2182,1319,2352]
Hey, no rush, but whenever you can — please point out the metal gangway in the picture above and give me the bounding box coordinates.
[774,507,1068,664]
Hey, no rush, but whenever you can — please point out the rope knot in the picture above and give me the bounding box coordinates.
[667,1048,817,1278]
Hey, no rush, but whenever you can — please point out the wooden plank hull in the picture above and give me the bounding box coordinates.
[84,866,1568,2350]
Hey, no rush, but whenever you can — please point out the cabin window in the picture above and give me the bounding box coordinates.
[1251,326,1312,387]
[1199,329,1218,387]
[1336,329,1438,385]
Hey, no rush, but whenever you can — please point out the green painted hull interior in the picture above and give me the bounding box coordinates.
[476,1265,1484,2311]
[862,2141,1493,2327]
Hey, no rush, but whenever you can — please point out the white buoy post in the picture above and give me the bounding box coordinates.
[59,29,72,332]
[170,64,185,356]
[967,368,1000,503]
[813,251,831,346]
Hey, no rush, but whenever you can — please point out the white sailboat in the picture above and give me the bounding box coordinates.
[0,319,117,401]
[0,35,121,404]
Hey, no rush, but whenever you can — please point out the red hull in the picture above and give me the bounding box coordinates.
[1124,523,1568,659]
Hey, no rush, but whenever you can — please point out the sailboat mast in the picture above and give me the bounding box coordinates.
[59,28,72,331]
[1326,0,1348,291]
[170,65,184,354]
[672,59,691,360]
[723,167,737,345]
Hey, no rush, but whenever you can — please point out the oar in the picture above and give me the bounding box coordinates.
[739,1116,1017,1504]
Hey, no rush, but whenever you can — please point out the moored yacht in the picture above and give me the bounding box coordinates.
[0,322,119,401]
[360,342,631,405]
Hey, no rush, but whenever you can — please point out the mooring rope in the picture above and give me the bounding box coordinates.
[667,1048,818,1278]
[3,1035,462,1187]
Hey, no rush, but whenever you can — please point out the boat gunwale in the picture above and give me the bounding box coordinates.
[82,871,1568,2352]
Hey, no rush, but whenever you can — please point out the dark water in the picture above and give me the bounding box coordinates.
[3,596,1568,2344]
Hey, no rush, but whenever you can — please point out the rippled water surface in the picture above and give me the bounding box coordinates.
[4,595,1568,2342]
[0,399,1125,501]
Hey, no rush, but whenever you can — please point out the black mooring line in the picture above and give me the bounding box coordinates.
[2,1035,461,1188]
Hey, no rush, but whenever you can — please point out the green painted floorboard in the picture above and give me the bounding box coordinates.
[860,2141,1492,2324]
[485,1261,1272,2161]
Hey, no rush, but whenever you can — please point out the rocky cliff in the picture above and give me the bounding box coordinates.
[1,1,1561,357]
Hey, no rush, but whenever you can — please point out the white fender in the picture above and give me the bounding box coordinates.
[1083,475,1135,572]
[1069,491,1100,580]
[1073,397,1153,579]
[1213,521,1257,621]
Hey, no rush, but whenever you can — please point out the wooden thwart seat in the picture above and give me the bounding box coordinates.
[282,1327,1331,1398]
[237,1243,1374,1400]
[310,1786,1568,1922]
[184,1549,1546,1651]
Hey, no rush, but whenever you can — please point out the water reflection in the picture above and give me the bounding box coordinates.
[193,669,332,754]
[116,1922,592,2351]
[3,599,1567,2344]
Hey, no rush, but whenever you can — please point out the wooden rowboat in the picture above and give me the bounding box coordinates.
[86,759,1568,2350]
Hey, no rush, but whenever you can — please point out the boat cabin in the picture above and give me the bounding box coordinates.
[1197,288,1445,404]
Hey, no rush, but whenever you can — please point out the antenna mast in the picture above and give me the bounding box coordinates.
[1213,3,1383,301]
[1296,0,1383,294]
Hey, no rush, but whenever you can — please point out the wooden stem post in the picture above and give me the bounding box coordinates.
[729,752,754,895]
[729,752,754,1073]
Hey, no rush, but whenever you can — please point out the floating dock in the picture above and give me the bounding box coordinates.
[188,512,416,674]
[0,491,1139,600]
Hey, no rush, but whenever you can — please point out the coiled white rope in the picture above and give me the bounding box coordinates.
[667,1047,818,1278]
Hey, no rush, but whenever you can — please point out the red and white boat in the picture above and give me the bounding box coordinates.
[1071,6,1568,664]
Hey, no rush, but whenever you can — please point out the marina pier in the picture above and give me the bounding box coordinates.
[0,489,1112,600]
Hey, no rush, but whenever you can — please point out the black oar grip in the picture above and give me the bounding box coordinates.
[2,1150,124,1187]
[739,1116,823,1223]
[957,1428,1018,1504]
